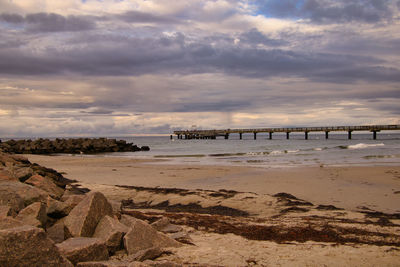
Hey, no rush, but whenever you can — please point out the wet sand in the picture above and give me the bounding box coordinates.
[26,155,400,213]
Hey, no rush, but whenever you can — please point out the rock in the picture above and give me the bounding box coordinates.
[31,163,75,188]
[168,231,192,244]
[65,192,113,237]
[143,260,181,267]
[56,237,109,265]
[46,219,72,243]
[47,196,70,218]
[123,219,181,255]
[61,189,87,201]
[0,205,12,219]
[16,202,47,228]
[159,224,183,234]
[0,225,73,266]
[25,174,64,199]
[151,218,182,234]
[0,169,16,181]
[0,181,48,212]
[13,167,33,182]
[62,193,86,207]
[76,261,133,267]
[109,200,123,217]
[0,217,25,229]
[0,138,146,154]
[0,182,25,213]
[120,214,140,228]
[150,217,170,231]
[93,215,130,253]
[128,247,165,262]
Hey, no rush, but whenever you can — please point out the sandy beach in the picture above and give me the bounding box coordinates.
[27,155,400,214]
[23,154,400,266]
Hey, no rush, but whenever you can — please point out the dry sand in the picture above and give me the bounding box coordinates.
[27,155,400,213]
[25,154,400,266]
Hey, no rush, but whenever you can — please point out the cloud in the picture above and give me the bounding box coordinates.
[239,28,288,46]
[117,10,181,24]
[0,1,399,136]
[0,27,398,84]
[0,12,96,32]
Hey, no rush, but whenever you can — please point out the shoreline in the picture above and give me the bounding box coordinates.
[26,154,400,214]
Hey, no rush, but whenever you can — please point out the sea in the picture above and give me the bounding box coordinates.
[106,132,400,168]
[2,133,399,168]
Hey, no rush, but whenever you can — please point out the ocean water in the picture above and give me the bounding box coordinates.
[108,132,400,168]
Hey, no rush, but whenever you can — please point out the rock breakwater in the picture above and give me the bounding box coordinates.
[0,152,186,266]
[0,138,150,154]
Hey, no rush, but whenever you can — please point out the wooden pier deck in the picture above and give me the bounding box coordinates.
[173,125,400,140]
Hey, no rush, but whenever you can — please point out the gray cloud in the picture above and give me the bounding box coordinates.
[0,13,24,23]
[240,28,288,47]
[0,12,96,32]
[0,29,398,84]
[117,10,181,24]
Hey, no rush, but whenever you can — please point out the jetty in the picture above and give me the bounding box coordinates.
[173,125,400,140]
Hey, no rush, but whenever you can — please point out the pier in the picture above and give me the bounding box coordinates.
[173,125,400,140]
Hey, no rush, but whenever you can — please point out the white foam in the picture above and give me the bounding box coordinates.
[313,147,323,151]
[287,150,300,153]
[348,143,385,150]
[270,150,284,155]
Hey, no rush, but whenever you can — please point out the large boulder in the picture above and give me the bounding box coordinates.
[93,215,129,253]
[0,169,17,181]
[0,205,12,219]
[56,237,109,265]
[16,202,47,228]
[0,225,73,266]
[25,174,64,199]
[65,192,113,237]
[63,194,86,210]
[128,247,165,262]
[0,181,48,212]
[12,166,33,182]
[123,218,181,255]
[0,217,25,230]
[46,219,72,244]
[46,196,70,218]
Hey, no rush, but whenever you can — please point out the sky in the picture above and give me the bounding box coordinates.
[0,0,399,137]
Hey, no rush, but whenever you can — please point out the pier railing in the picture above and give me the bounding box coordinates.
[173,124,400,140]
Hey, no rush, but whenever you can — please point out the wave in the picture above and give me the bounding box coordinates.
[363,154,400,159]
[348,143,385,150]
[337,143,385,150]
[270,150,284,155]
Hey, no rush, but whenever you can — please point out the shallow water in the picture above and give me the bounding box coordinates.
[110,133,400,167]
